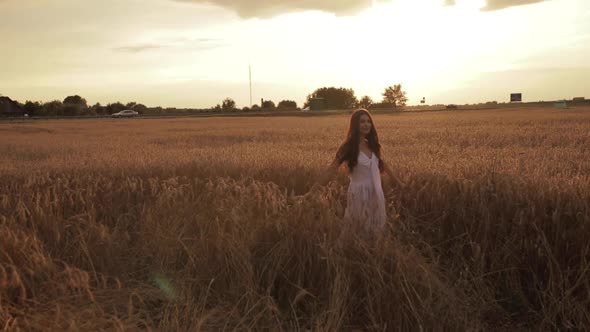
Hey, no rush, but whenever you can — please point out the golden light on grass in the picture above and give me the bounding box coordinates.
[1,106,589,330]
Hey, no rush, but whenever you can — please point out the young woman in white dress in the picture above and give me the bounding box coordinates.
[308,108,406,234]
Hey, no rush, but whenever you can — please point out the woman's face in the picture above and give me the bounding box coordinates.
[359,114,372,137]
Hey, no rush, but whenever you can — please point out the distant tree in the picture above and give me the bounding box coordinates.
[382,84,408,108]
[126,102,137,109]
[88,103,99,113]
[63,104,83,116]
[251,104,260,111]
[213,104,221,111]
[63,95,87,108]
[133,103,148,113]
[358,95,373,109]
[23,101,42,116]
[149,106,163,114]
[261,100,276,109]
[305,87,357,110]
[277,100,297,109]
[89,102,106,115]
[106,102,126,114]
[222,98,236,111]
[40,100,64,116]
[78,105,96,116]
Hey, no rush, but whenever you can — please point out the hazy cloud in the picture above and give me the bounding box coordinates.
[173,0,389,17]
[445,0,548,10]
[172,0,550,17]
[482,0,549,11]
[114,44,163,53]
[113,38,224,53]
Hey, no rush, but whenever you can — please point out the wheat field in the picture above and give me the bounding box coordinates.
[1,106,589,331]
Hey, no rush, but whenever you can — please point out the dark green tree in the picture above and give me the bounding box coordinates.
[382,84,408,108]
[63,95,87,108]
[106,102,126,114]
[222,98,236,111]
[305,87,357,110]
[358,95,373,109]
[23,101,42,116]
[132,104,148,113]
[63,104,82,116]
[261,100,276,109]
[277,100,297,109]
[90,103,106,115]
[41,100,64,116]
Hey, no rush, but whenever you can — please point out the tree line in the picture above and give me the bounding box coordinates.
[11,84,407,117]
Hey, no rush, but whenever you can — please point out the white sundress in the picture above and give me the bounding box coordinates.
[343,151,387,233]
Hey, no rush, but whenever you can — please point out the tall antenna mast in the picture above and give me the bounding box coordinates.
[249,61,253,108]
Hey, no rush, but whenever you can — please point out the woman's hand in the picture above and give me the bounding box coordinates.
[295,150,342,203]
[292,183,320,204]
[396,178,408,190]
[383,160,407,190]
[387,178,405,192]
[302,183,322,199]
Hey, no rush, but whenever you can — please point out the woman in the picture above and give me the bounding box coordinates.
[307,109,405,234]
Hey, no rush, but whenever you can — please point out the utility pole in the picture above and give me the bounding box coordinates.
[249,62,253,108]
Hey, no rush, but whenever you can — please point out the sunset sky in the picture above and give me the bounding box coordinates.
[1,0,589,108]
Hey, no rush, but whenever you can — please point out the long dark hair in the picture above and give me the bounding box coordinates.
[336,108,384,173]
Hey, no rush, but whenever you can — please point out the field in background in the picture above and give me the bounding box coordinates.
[1,106,589,330]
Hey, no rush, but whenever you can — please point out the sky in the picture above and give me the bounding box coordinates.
[0,0,589,108]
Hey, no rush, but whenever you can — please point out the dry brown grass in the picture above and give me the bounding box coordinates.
[1,106,589,330]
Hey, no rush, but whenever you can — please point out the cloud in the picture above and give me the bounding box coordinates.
[113,38,224,53]
[444,0,548,10]
[173,0,388,18]
[481,0,549,11]
[172,0,551,17]
[113,44,163,53]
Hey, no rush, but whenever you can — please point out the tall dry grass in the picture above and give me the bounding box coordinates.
[1,106,589,330]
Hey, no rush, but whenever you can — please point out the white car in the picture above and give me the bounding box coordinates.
[111,110,139,118]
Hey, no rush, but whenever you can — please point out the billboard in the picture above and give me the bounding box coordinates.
[510,93,522,102]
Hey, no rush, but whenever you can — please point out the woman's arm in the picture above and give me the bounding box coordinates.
[308,155,342,193]
[383,159,406,189]
[306,147,344,194]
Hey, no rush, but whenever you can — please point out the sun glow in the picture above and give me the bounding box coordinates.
[0,0,588,107]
